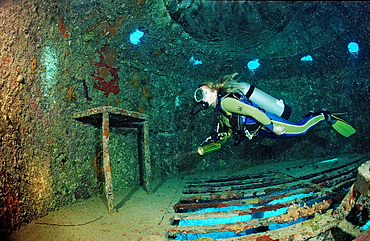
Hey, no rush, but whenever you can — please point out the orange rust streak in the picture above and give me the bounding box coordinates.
[58,16,69,38]
[103,128,109,137]
[31,58,37,73]
[255,235,279,241]
[93,151,103,176]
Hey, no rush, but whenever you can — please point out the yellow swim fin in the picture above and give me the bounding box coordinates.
[330,114,356,137]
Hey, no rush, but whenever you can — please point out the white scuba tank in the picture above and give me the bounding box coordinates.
[239,82,292,119]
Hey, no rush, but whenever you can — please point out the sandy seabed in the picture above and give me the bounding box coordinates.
[8,178,184,241]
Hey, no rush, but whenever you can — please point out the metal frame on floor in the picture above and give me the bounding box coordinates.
[74,106,152,213]
[168,154,370,240]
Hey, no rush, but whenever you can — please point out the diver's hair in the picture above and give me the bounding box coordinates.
[199,73,245,94]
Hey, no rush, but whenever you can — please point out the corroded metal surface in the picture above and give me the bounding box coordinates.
[141,120,152,194]
[74,106,148,127]
[74,106,151,212]
[102,111,115,212]
[354,161,370,198]
[169,155,370,240]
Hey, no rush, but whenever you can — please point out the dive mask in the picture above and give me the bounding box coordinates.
[191,88,209,115]
[194,88,207,102]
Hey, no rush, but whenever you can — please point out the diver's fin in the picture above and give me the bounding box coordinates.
[329,114,356,137]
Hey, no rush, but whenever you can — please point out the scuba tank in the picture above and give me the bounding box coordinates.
[239,82,292,120]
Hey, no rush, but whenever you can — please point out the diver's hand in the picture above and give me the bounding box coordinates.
[200,136,212,146]
[218,132,229,139]
[273,125,285,135]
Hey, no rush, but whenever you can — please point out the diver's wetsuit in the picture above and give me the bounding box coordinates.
[220,96,326,140]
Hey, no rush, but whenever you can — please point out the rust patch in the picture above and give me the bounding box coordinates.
[92,44,120,98]
[256,235,279,241]
[31,57,37,73]
[66,86,75,101]
[58,16,69,38]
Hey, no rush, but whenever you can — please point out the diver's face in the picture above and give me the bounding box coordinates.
[200,86,217,107]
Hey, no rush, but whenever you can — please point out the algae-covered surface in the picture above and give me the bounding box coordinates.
[1,0,370,239]
[8,154,369,240]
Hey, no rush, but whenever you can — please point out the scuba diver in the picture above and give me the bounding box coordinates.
[191,73,356,155]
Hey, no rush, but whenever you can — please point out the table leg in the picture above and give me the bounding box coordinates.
[102,111,116,212]
[142,121,152,194]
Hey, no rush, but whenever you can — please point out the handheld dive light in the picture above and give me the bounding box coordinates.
[198,129,230,155]
[198,141,222,155]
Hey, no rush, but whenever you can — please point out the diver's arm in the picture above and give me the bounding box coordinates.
[221,98,271,124]
[221,97,285,135]
[198,128,231,155]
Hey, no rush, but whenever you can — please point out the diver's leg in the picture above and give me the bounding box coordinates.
[260,111,356,138]
[275,114,325,137]
[260,112,326,138]
[302,110,356,137]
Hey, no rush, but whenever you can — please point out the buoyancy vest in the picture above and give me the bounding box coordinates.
[219,93,265,140]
